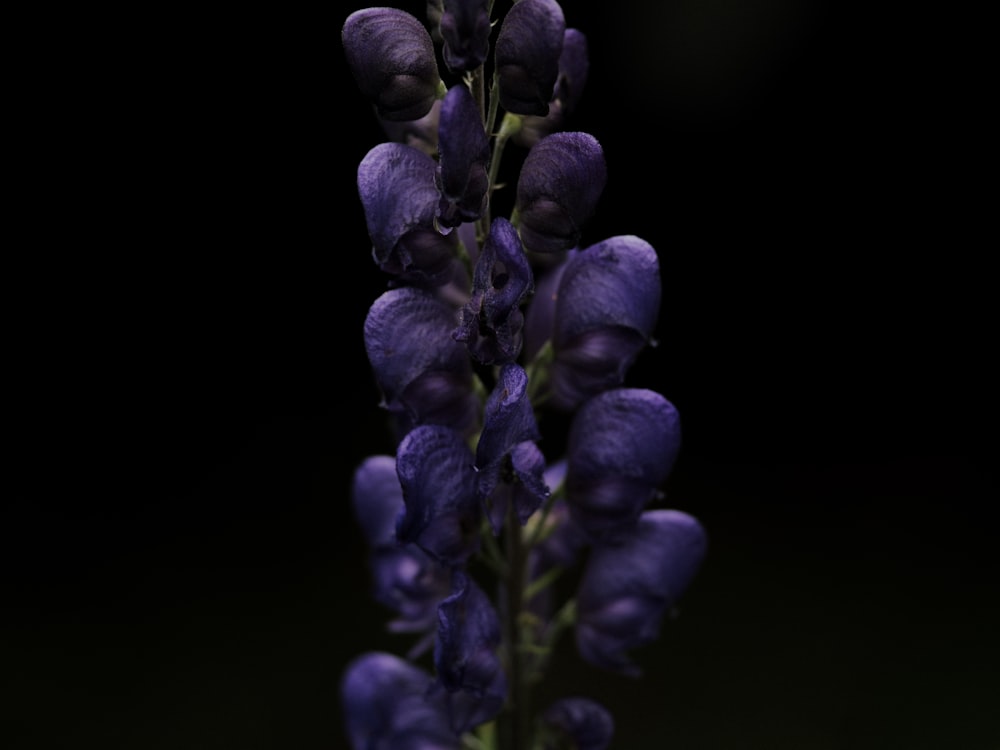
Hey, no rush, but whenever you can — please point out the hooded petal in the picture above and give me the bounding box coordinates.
[351,454,406,547]
[514,28,590,148]
[566,388,681,543]
[515,132,606,254]
[364,287,479,439]
[357,142,460,287]
[342,7,443,122]
[575,509,707,677]
[436,84,491,228]
[395,424,481,566]
[545,235,661,410]
[494,0,566,116]
[434,571,507,732]
[540,697,615,750]
[438,0,491,73]
[340,651,460,750]
[453,217,534,365]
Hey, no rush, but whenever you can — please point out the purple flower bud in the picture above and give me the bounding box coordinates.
[495,0,566,116]
[351,455,453,635]
[565,388,681,543]
[341,651,460,750]
[575,509,707,677]
[342,7,443,122]
[364,287,479,440]
[436,84,491,229]
[438,0,491,73]
[547,235,661,411]
[454,217,534,365]
[515,132,606,254]
[541,696,615,750]
[514,28,590,148]
[395,424,481,566]
[357,142,460,287]
[434,570,507,732]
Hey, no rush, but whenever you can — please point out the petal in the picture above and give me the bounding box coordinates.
[436,84,491,228]
[575,509,707,675]
[342,8,443,122]
[494,0,566,115]
[513,28,590,147]
[541,697,615,750]
[351,454,404,546]
[395,424,480,566]
[340,651,459,750]
[515,132,606,254]
[438,0,492,73]
[566,388,681,542]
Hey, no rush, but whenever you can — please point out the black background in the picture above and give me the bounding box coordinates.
[6,1,995,748]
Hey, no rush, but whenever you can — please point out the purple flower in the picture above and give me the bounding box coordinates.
[433,570,507,732]
[379,98,442,156]
[514,28,590,148]
[395,423,481,567]
[364,286,480,440]
[438,0,491,73]
[341,651,460,750]
[515,131,606,254]
[351,455,453,635]
[357,142,460,287]
[575,510,706,677]
[565,388,681,543]
[494,0,566,116]
[540,696,615,750]
[436,84,491,229]
[342,7,443,122]
[527,234,662,411]
[453,216,534,366]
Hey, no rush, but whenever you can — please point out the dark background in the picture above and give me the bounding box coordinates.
[6,1,994,748]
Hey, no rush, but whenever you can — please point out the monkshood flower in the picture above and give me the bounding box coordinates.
[515,131,607,255]
[363,286,479,441]
[395,423,481,567]
[474,363,549,532]
[575,509,708,677]
[539,696,615,750]
[494,0,566,116]
[525,234,662,411]
[436,0,491,74]
[432,570,507,732]
[514,28,590,148]
[357,141,462,288]
[565,387,682,543]
[341,651,460,750]
[342,7,444,122]
[435,83,491,229]
[453,217,534,366]
[351,455,452,638]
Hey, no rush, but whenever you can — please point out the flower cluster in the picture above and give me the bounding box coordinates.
[341,2,707,748]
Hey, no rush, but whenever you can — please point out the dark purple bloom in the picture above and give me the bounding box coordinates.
[515,131,606,254]
[565,388,681,543]
[453,216,534,365]
[575,509,707,677]
[357,142,460,288]
[473,364,548,531]
[438,0,491,73]
[540,696,615,750]
[364,286,480,440]
[436,84,491,229]
[395,424,481,567]
[494,0,566,116]
[514,28,590,148]
[532,235,661,411]
[341,651,460,750]
[342,7,443,122]
[433,570,507,733]
[351,455,453,635]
